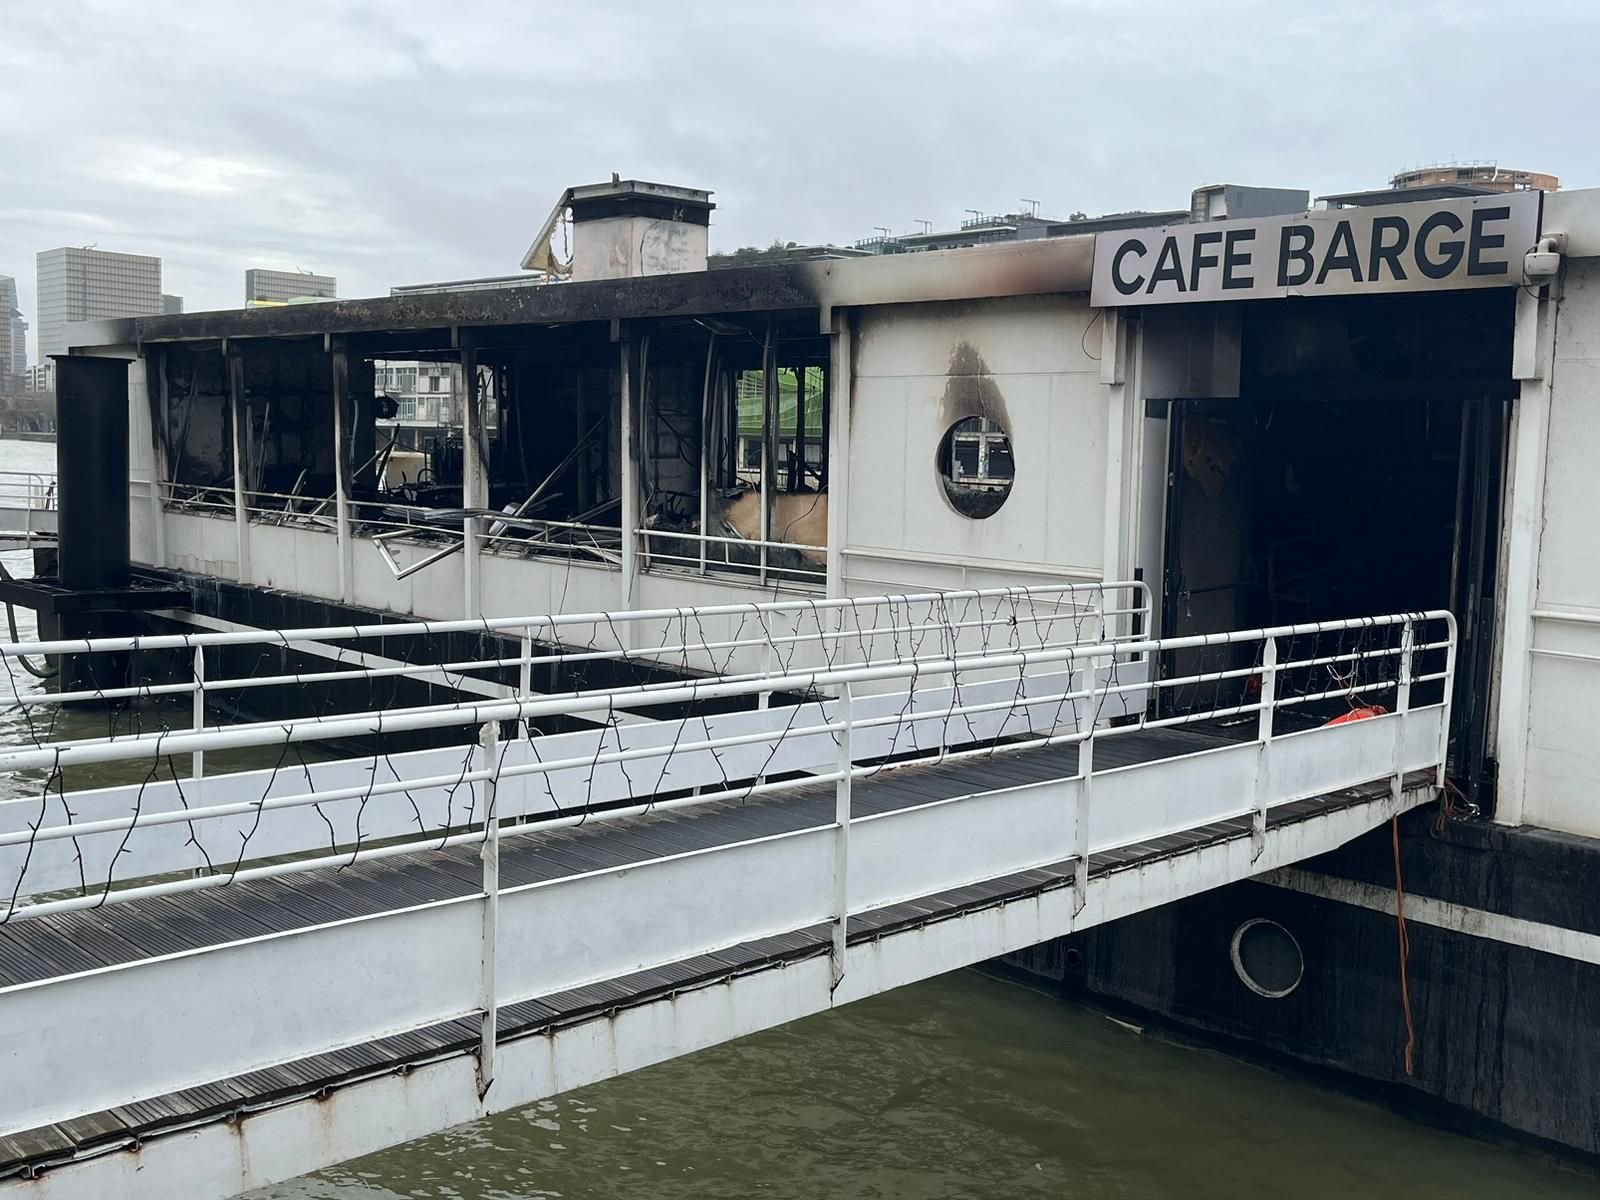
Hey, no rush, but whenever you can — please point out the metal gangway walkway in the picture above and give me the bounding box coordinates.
[0,584,1453,1199]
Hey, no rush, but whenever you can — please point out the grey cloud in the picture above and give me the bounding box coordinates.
[1,0,1596,359]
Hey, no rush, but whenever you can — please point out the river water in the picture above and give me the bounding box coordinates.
[0,439,1592,1199]
[242,968,1596,1200]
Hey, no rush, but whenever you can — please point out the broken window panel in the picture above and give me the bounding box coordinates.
[691,319,830,587]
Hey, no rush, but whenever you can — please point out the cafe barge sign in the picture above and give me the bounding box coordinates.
[1089,192,1540,306]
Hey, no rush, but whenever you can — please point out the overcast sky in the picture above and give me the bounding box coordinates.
[3,0,1596,356]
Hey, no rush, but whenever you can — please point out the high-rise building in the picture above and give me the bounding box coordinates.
[0,275,25,383]
[35,247,162,361]
[244,268,336,305]
[161,294,184,315]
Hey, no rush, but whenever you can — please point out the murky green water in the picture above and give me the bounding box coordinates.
[249,971,1592,1200]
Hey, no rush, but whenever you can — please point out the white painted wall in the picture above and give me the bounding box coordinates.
[1521,253,1600,836]
[572,215,709,281]
[841,295,1107,597]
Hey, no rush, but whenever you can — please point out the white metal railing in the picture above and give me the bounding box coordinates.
[0,470,56,511]
[157,481,834,588]
[0,598,1456,929]
[0,606,1452,1138]
[637,527,827,586]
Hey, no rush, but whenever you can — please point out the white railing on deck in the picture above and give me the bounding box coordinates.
[0,470,56,512]
[156,481,831,588]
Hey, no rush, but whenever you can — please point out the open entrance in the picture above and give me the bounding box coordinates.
[1158,290,1515,804]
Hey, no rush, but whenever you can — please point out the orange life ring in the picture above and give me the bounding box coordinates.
[1324,705,1389,726]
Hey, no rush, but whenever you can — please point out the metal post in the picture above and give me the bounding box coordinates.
[1072,674,1093,916]
[227,348,251,582]
[619,337,637,622]
[699,334,716,576]
[791,365,807,494]
[825,310,850,600]
[1252,635,1277,860]
[519,627,534,741]
[330,344,353,604]
[637,335,652,574]
[462,341,483,619]
[831,681,852,990]
[1392,619,1414,805]
[152,348,169,569]
[1439,617,1457,790]
[191,644,205,785]
[760,319,776,584]
[477,720,500,1098]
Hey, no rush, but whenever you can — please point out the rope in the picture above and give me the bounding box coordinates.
[1392,815,1416,1077]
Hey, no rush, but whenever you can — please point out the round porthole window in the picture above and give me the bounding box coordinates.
[936,416,1014,518]
[1230,918,1304,999]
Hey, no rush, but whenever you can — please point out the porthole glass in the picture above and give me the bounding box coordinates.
[1230,918,1304,999]
[936,416,1014,518]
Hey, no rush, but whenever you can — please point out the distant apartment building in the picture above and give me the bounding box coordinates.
[0,275,25,383]
[375,360,462,425]
[35,247,162,361]
[245,269,336,305]
[1391,162,1559,193]
[161,294,184,315]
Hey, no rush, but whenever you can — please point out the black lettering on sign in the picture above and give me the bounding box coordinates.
[1314,220,1363,285]
[1112,239,1147,296]
[1147,237,1187,293]
[1278,225,1314,287]
[1416,211,1465,279]
[1222,229,1255,289]
[1368,216,1409,282]
[1468,205,1512,276]
[1189,231,1223,291]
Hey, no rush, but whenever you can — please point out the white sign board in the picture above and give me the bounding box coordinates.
[1090,193,1540,307]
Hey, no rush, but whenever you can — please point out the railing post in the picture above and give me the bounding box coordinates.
[1438,616,1456,790]
[1251,635,1277,861]
[477,720,500,1099]
[1071,664,1093,915]
[519,626,534,741]
[831,682,852,991]
[191,644,205,787]
[1392,619,1415,806]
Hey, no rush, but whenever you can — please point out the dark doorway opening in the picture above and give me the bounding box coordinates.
[1159,290,1515,805]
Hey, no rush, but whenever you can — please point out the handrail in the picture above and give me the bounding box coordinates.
[0,606,1453,925]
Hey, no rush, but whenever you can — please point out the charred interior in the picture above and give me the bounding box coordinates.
[1159,290,1515,799]
[149,308,831,587]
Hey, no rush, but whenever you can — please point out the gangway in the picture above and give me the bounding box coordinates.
[0,585,1452,1199]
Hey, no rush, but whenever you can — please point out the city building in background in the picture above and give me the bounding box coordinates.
[0,275,25,384]
[1322,163,1563,210]
[245,268,336,306]
[161,294,184,315]
[35,246,161,361]
[374,361,462,428]
[1392,161,1559,193]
